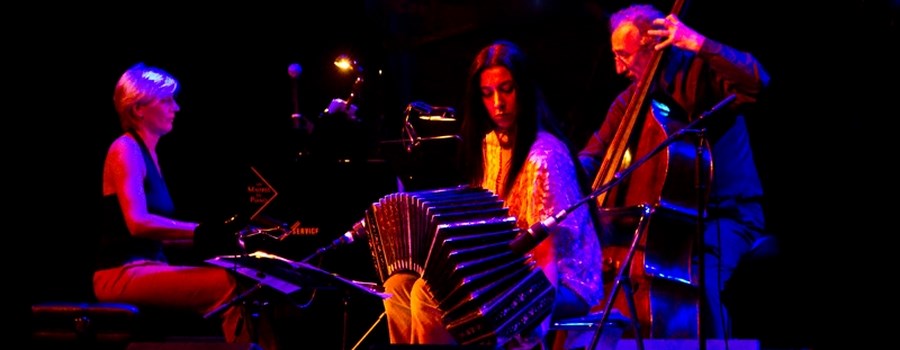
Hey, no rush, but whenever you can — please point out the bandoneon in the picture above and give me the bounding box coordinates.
[363,185,555,346]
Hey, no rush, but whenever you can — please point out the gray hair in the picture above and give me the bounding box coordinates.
[609,3,664,34]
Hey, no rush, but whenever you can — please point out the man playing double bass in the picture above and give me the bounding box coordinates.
[578,3,770,340]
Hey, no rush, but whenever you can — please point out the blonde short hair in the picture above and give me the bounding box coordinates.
[112,62,179,131]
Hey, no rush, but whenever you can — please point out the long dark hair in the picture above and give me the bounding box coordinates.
[457,40,593,202]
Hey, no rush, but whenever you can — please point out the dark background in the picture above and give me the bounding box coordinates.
[19,0,898,349]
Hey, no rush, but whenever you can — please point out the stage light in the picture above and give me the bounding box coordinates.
[333,54,361,74]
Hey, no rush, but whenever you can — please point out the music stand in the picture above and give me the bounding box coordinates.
[378,101,464,192]
[206,251,389,349]
[207,251,389,299]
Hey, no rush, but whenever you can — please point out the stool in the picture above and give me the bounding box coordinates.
[31,301,140,349]
[550,310,631,350]
[32,300,225,349]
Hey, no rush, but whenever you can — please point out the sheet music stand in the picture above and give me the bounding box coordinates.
[377,101,464,192]
[206,251,389,350]
[206,251,389,299]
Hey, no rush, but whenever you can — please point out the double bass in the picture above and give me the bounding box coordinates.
[592,0,710,339]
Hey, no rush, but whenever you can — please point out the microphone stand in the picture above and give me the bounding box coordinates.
[296,220,371,350]
[518,95,734,350]
[351,311,386,350]
[584,94,735,350]
[695,127,709,350]
[581,125,706,350]
[514,122,704,350]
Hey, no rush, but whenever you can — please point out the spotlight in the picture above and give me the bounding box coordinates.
[333,54,361,74]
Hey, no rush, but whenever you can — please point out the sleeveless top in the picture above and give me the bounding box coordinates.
[95,131,172,270]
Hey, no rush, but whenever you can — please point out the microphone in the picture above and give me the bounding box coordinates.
[329,218,367,247]
[509,209,569,255]
[288,63,303,79]
[301,219,366,263]
[288,63,303,129]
